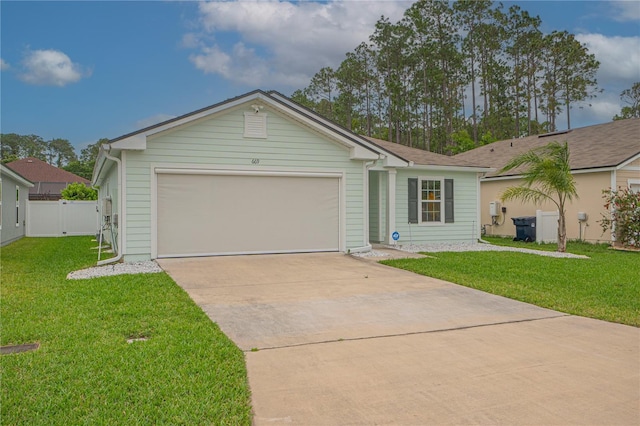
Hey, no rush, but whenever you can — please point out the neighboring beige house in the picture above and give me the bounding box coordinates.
[456,118,640,243]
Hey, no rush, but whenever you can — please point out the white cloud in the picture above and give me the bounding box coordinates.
[0,58,9,71]
[577,33,640,85]
[562,33,640,126]
[181,32,201,49]
[610,1,640,22]
[19,49,89,87]
[188,0,412,87]
[135,114,177,130]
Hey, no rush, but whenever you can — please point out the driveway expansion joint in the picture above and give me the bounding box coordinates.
[244,313,570,353]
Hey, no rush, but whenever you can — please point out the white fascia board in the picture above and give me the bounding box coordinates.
[269,92,408,165]
[110,92,272,151]
[617,152,640,169]
[271,103,381,160]
[350,145,380,160]
[483,166,615,182]
[143,95,262,138]
[383,155,409,168]
[408,164,494,173]
[110,134,146,150]
[91,148,108,186]
[271,103,382,159]
[0,165,34,188]
[92,148,121,186]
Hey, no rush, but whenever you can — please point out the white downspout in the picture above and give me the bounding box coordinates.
[97,145,123,266]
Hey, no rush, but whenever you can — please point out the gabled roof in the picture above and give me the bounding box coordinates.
[106,90,399,161]
[94,90,416,184]
[0,164,34,188]
[365,136,491,170]
[455,118,640,178]
[6,157,89,185]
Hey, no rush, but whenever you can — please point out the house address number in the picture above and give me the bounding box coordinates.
[251,158,260,164]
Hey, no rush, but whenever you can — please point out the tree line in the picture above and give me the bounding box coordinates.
[0,134,107,180]
[292,0,601,154]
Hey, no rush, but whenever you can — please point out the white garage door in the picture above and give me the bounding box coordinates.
[157,173,340,257]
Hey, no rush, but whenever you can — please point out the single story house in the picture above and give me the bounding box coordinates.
[1,164,33,246]
[92,90,491,262]
[5,157,90,200]
[455,118,640,243]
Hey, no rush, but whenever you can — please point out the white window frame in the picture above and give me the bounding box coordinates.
[628,179,640,194]
[419,177,444,224]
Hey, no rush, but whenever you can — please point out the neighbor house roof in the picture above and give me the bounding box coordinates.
[6,157,89,198]
[365,136,491,169]
[455,118,640,178]
[6,157,89,184]
[0,164,34,188]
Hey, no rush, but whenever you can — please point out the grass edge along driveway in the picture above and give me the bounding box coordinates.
[1,237,252,425]
[382,238,639,327]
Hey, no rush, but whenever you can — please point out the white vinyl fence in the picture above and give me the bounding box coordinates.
[27,200,99,237]
[535,209,559,244]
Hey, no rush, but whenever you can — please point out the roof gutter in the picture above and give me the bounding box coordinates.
[97,144,123,266]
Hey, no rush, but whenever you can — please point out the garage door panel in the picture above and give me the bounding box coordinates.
[157,174,340,257]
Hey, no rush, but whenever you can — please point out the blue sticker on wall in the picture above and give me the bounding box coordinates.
[392,231,400,241]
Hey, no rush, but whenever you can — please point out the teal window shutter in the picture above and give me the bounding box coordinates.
[444,179,454,223]
[408,178,418,224]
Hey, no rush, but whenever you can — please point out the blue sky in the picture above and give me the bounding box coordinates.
[2,1,639,153]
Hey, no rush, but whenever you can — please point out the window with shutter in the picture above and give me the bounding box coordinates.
[409,177,454,224]
[408,178,418,224]
[444,179,454,223]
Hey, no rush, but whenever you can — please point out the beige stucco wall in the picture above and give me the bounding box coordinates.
[480,170,613,243]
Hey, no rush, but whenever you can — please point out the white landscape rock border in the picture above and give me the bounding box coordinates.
[67,261,163,280]
[391,242,589,259]
[352,242,588,259]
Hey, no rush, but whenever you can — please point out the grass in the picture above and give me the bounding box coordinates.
[382,237,640,327]
[1,237,252,425]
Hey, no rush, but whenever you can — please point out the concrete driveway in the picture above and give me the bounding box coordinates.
[158,253,640,425]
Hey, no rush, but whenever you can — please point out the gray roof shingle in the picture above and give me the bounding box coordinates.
[364,136,488,168]
[455,118,640,177]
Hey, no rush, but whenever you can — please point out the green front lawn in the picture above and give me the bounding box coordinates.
[382,238,640,327]
[1,237,252,425]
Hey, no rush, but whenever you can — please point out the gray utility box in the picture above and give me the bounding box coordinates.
[512,216,536,242]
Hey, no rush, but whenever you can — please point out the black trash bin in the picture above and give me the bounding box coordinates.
[512,216,536,242]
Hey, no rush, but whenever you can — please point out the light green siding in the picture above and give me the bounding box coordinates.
[392,169,479,244]
[122,104,367,260]
[97,162,119,247]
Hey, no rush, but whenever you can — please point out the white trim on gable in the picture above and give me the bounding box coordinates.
[617,152,640,170]
[0,165,34,188]
[106,91,398,165]
[269,92,408,166]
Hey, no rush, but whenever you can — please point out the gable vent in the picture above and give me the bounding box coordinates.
[244,112,267,138]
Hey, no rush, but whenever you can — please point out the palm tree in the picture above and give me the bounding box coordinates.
[499,141,577,252]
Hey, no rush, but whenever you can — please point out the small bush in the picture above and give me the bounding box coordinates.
[61,182,98,200]
[600,187,640,248]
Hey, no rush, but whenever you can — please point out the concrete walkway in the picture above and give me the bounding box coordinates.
[158,253,640,425]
